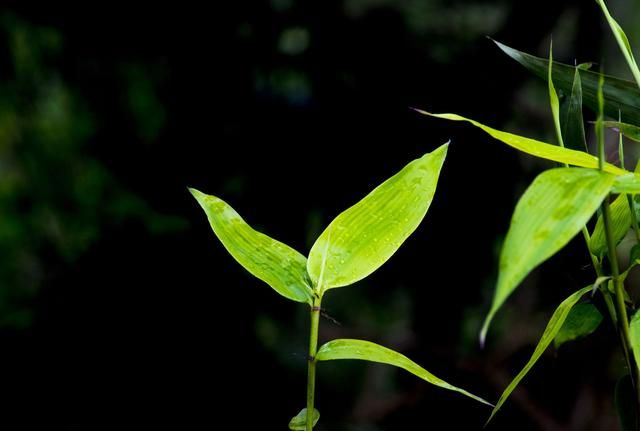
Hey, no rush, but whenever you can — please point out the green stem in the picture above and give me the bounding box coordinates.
[306,297,321,431]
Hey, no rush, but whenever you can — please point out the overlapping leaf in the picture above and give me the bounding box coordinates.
[554,303,603,348]
[316,339,492,406]
[288,408,320,430]
[487,285,592,423]
[307,144,448,293]
[602,121,640,143]
[190,189,313,304]
[492,40,640,126]
[481,168,615,343]
[590,194,632,257]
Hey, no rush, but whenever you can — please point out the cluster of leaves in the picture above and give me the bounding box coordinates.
[191,143,493,429]
[418,0,640,426]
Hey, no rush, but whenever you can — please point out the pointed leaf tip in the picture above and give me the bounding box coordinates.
[307,144,448,292]
[190,188,313,304]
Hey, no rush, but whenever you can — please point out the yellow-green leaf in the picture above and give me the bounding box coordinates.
[481,168,615,344]
[316,338,492,406]
[487,285,592,423]
[629,310,640,382]
[307,144,448,293]
[612,174,640,194]
[602,121,640,143]
[190,188,313,304]
[288,408,320,430]
[414,110,626,175]
[590,194,632,257]
[554,303,603,348]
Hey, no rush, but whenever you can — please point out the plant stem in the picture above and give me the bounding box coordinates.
[306,296,321,431]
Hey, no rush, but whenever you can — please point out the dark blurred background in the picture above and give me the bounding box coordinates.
[1,1,640,429]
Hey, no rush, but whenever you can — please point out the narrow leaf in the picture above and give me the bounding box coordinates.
[602,121,640,143]
[307,144,448,292]
[612,174,640,193]
[316,339,492,406]
[487,285,592,423]
[561,66,588,151]
[553,303,603,348]
[189,188,313,304]
[595,0,640,89]
[288,408,320,430]
[414,110,626,175]
[548,41,565,149]
[481,168,615,344]
[493,39,640,126]
[590,194,632,257]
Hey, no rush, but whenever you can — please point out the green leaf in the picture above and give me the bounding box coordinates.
[589,194,632,258]
[602,121,640,143]
[481,168,615,344]
[595,0,640,89]
[548,42,565,149]
[553,303,603,348]
[561,66,587,151]
[492,39,640,126]
[615,374,639,431]
[414,110,626,176]
[189,188,313,304]
[487,285,592,424]
[307,144,448,293]
[630,244,640,264]
[612,173,640,194]
[288,408,320,430]
[316,338,492,406]
[630,310,640,383]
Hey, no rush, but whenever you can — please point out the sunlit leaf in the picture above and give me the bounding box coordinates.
[554,303,603,348]
[481,168,615,344]
[190,188,313,304]
[602,121,640,143]
[307,144,448,293]
[316,338,492,406]
[612,174,640,194]
[414,110,626,175]
[590,194,631,258]
[492,39,640,126]
[595,0,640,89]
[288,408,320,430]
[487,285,592,423]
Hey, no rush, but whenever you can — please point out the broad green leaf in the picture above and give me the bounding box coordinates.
[487,285,592,423]
[553,303,602,348]
[630,310,640,382]
[414,110,626,175]
[481,168,615,344]
[288,408,320,430]
[615,374,639,431]
[596,0,640,89]
[316,338,492,406]
[589,194,632,257]
[189,188,313,304]
[630,243,640,264]
[561,66,587,151]
[548,42,565,149]
[602,121,640,143]
[493,40,640,126]
[307,144,448,292]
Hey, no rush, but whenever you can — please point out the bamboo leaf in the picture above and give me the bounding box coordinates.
[629,311,640,383]
[487,285,592,423]
[288,408,320,430]
[561,66,588,151]
[316,338,492,406]
[548,42,564,148]
[595,0,640,89]
[481,168,615,344]
[612,174,640,194]
[590,194,632,257]
[307,144,448,293]
[554,303,603,348]
[414,110,626,175]
[190,189,313,304]
[492,39,640,126]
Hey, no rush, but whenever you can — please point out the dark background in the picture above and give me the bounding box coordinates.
[1,1,639,429]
